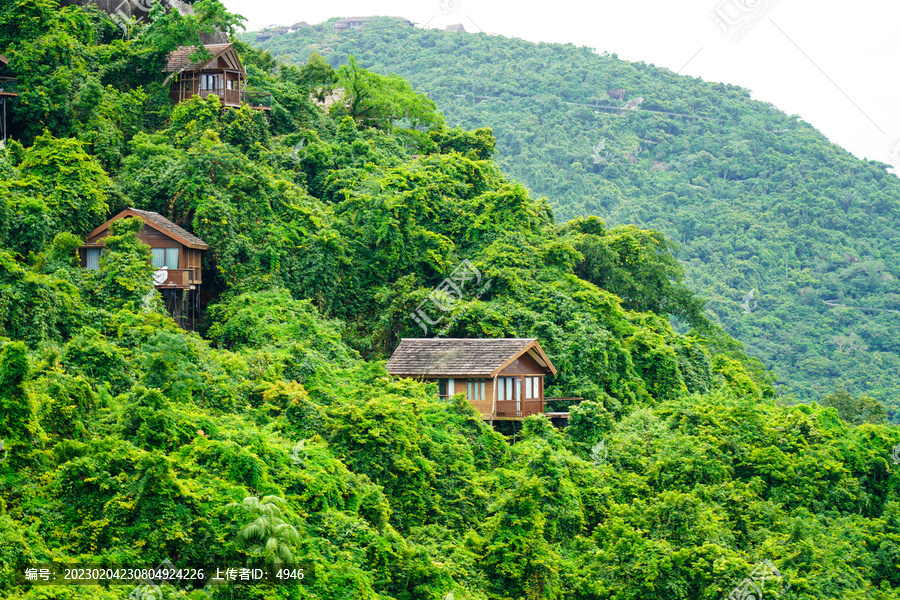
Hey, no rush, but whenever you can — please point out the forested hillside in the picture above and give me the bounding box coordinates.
[1,2,899,599]
[250,19,900,418]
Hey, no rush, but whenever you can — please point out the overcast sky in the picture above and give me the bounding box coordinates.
[224,0,900,170]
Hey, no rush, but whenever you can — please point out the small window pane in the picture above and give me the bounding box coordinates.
[86,248,101,270]
[151,248,165,269]
[165,247,179,268]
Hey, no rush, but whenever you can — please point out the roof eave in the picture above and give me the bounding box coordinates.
[488,339,557,377]
[387,372,495,379]
[85,208,209,249]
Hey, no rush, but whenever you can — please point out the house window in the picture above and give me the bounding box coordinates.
[524,376,540,399]
[497,377,521,404]
[437,378,448,398]
[86,248,101,270]
[467,379,486,401]
[202,74,220,91]
[151,247,179,269]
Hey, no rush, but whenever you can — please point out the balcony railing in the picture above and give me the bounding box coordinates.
[199,87,241,107]
[154,268,196,289]
[494,399,544,419]
[543,397,582,414]
[241,90,272,110]
[180,87,272,111]
[0,77,17,96]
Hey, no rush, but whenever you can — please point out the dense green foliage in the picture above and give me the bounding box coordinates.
[251,19,900,419]
[0,4,898,600]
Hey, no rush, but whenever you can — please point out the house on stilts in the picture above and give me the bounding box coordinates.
[80,208,209,328]
[386,338,573,423]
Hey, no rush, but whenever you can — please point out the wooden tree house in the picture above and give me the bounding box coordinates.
[79,208,209,328]
[163,43,270,111]
[386,338,567,421]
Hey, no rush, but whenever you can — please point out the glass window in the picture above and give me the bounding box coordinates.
[86,248,101,270]
[165,247,179,268]
[467,379,486,401]
[498,377,521,403]
[151,248,165,269]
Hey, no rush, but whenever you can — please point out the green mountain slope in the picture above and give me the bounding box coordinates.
[0,3,899,600]
[250,20,900,417]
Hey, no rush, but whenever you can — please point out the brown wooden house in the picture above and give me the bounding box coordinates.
[79,208,209,289]
[386,338,558,420]
[163,43,270,111]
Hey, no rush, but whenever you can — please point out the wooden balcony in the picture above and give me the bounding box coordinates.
[494,399,544,419]
[0,77,16,97]
[154,268,197,290]
[194,88,272,111]
[199,87,241,107]
[241,90,272,111]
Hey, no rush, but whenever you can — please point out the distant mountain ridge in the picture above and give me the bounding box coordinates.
[248,18,900,418]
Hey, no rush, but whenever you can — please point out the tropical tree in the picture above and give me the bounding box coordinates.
[232,495,301,568]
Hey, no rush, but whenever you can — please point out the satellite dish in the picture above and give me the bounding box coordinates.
[153,268,168,286]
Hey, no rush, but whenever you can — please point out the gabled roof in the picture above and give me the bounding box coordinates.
[86,208,209,249]
[386,338,557,378]
[164,43,243,74]
[445,23,466,32]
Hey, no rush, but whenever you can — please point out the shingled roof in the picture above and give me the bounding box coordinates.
[386,338,556,378]
[164,43,239,73]
[86,208,209,249]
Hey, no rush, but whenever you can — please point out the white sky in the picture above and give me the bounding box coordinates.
[224,0,900,168]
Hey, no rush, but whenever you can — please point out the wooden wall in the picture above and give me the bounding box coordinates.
[498,352,545,376]
[83,224,203,284]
